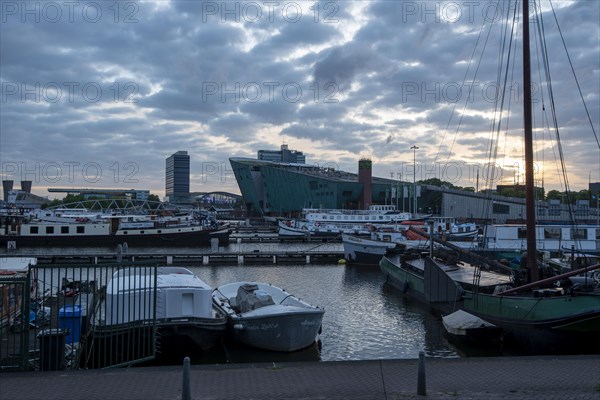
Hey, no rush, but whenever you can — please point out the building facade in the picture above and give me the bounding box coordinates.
[230,157,420,215]
[230,158,600,222]
[165,151,190,203]
[257,144,306,164]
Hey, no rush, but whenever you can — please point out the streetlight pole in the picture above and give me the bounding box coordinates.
[411,145,419,215]
[397,171,402,211]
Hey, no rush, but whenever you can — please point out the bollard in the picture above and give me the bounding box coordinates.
[417,351,426,396]
[182,357,191,400]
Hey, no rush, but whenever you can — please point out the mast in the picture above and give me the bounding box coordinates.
[523,0,539,281]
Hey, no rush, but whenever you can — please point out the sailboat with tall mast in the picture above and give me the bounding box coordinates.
[380,0,600,353]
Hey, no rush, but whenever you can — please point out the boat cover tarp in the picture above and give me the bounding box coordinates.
[236,284,275,313]
[442,309,495,330]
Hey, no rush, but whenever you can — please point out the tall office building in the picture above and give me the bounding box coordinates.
[258,144,306,164]
[165,151,190,203]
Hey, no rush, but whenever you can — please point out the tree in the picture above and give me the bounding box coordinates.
[546,190,562,201]
[576,190,590,201]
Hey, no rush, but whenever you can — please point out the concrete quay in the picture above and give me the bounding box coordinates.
[1,355,599,400]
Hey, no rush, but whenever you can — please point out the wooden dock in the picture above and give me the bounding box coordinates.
[32,250,345,265]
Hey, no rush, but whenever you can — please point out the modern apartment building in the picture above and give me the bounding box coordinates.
[165,151,190,203]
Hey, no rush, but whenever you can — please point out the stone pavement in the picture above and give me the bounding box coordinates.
[1,355,599,400]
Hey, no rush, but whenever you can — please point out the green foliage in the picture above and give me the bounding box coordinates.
[418,178,457,188]
[546,190,562,200]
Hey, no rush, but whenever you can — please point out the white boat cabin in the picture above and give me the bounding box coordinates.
[303,205,413,224]
[482,224,600,253]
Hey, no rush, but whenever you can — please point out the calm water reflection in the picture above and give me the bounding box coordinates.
[186,263,462,363]
[9,245,505,363]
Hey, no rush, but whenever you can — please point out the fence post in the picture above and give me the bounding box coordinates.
[182,356,191,400]
[417,351,426,396]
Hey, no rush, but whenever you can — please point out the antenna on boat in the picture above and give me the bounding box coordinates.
[523,0,539,282]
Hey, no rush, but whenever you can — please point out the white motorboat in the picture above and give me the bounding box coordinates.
[342,230,427,265]
[342,218,478,265]
[212,282,324,352]
[278,205,424,240]
[87,267,226,367]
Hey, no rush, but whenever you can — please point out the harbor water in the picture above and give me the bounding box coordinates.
[5,242,508,366]
[186,262,462,363]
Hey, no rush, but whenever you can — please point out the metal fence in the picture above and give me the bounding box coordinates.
[0,263,158,371]
[0,272,30,371]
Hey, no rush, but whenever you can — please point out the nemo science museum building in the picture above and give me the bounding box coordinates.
[229,157,415,215]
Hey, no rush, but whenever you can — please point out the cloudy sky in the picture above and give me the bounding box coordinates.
[1,0,598,199]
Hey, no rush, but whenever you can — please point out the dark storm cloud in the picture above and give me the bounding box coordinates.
[1,0,598,195]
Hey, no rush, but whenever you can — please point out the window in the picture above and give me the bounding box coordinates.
[544,228,561,239]
[30,226,39,234]
[61,226,69,234]
[46,226,54,234]
[517,228,527,239]
[493,203,510,214]
[571,228,587,240]
[76,226,85,234]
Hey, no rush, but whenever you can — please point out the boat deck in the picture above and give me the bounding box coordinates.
[395,255,511,287]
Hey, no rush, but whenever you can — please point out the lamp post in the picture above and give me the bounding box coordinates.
[397,171,402,211]
[411,145,419,214]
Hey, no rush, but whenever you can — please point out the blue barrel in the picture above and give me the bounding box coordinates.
[58,305,82,345]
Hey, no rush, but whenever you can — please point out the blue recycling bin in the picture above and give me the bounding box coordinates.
[58,305,82,345]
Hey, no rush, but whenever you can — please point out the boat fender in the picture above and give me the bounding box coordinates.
[233,323,245,330]
[402,281,410,294]
[318,325,322,335]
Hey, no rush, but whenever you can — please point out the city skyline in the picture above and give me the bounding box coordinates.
[1,1,598,199]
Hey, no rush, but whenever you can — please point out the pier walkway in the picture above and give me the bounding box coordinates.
[1,355,598,399]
